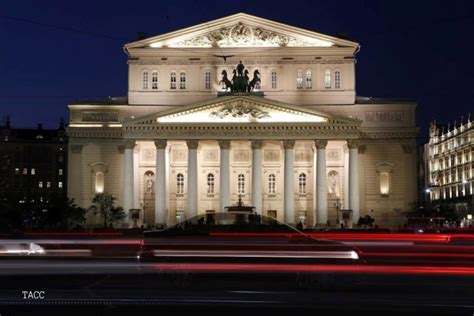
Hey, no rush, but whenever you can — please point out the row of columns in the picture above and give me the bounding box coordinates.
[122,139,360,227]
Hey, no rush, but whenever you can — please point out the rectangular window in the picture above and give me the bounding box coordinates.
[170,72,176,89]
[59,169,63,176]
[38,181,43,188]
[23,168,28,175]
[151,72,158,90]
[180,72,186,89]
[31,168,36,175]
[142,72,149,90]
[335,70,341,89]
[46,181,51,188]
[205,71,211,90]
[58,181,63,189]
[271,71,277,89]
[15,168,19,175]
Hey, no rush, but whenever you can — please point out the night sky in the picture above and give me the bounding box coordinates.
[1,0,473,141]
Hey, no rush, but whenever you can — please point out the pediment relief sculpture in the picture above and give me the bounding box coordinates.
[169,22,330,48]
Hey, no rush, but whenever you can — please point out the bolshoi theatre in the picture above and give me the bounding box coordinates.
[66,13,418,228]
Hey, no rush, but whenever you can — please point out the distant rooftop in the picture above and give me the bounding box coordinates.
[355,96,416,104]
[70,96,128,105]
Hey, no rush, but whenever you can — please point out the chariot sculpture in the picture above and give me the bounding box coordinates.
[220,61,261,93]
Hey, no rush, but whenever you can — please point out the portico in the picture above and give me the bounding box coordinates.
[119,95,361,226]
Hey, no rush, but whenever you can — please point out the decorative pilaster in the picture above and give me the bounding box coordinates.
[251,140,263,215]
[186,140,199,218]
[283,140,295,225]
[315,140,328,226]
[219,140,231,212]
[347,139,360,223]
[123,140,135,225]
[155,140,167,226]
[68,144,83,206]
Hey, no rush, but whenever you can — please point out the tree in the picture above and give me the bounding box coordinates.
[46,196,86,230]
[91,193,126,228]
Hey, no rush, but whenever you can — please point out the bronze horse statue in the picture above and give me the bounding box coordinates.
[220,70,233,92]
[248,70,261,92]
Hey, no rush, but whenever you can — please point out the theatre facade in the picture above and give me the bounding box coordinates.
[66,13,418,228]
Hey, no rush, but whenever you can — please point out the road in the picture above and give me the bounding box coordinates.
[1,235,474,315]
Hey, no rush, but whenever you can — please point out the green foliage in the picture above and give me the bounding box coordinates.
[90,193,126,228]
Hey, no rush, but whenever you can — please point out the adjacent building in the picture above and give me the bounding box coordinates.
[425,116,474,221]
[66,13,418,228]
[0,117,68,203]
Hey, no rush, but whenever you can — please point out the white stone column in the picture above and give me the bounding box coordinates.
[315,140,328,226]
[186,140,199,218]
[68,144,83,206]
[283,140,295,225]
[133,146,140,209]
[348,140,360,223]
[344,147,349,210]
[219,140,231,212]
[251,140,263,215]
[123,140,135,225]
[154,140,167,226]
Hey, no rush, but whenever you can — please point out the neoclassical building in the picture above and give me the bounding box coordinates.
[67,13,418,228]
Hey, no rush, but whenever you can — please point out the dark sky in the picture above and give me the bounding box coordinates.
[1,0,473,141]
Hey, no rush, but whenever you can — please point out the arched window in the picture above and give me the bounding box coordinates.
[151,71,158,90]
[296,69,303,89]
[170,72,177,89]
[306,69,312,89]
[207,173,214,194]
[268,174,276,194]
[95,172,104,194]
[334,69,341,89]
[238,174,245,195]
[324,69,331,89]
[298,173,307,194]
[205,71,211,90]
[271,71,277,89]
[177,173,184,194]
[179,72,186,89]
[142,71,149,90]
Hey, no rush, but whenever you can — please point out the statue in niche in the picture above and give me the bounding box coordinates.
[328,171,339,196]
[145,174,154,193]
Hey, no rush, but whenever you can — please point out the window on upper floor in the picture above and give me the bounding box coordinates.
[296,70,303,89]
[268,174,276,194]
[334,69,341,89]
[180,72,186,89]
[142,71,149,90]
[205,71,211,90]
[23,168,27,175]
[151,71,158,90]
[59,169,63,176]
[380,172,390,195]
[324,69,331,88]
[306,69,312,89]
[177,173,184,194]
[298,173,307,194]
[271,71,277,89]
[31,168,36,175]
[238,174,245,195]
[207,173,214,194]
[170,72,177,90]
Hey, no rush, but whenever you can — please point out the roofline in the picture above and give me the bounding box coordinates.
[124,12,360,51]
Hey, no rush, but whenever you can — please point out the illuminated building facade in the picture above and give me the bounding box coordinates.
[66,13,418,228]
[425,117,474,220]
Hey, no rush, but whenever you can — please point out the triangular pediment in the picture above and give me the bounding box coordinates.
[126,96,360,126]
[125,13,359,49]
